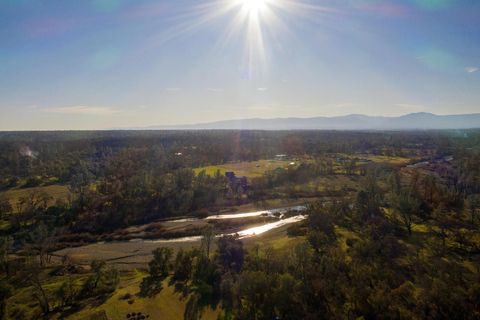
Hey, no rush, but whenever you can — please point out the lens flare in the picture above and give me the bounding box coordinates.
[148,0,335,80]
[239,0,268,15]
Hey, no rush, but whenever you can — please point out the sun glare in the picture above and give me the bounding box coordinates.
[153,0,329,80]
[240,0,269,15]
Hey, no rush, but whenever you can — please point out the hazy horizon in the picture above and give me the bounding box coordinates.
[1,111,479,132]
[1,0,480,130]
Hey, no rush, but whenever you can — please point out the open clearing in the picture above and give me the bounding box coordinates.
[7,270,219,320]
[1,184,70,208]
[66,271,219,320]
[194,159,293,178]
[364,155,412,165]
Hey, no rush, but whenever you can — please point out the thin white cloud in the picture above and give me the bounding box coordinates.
[465,67,479,73]
[257,87,268,92]
[165,87,181,92]
[44,106,120,115]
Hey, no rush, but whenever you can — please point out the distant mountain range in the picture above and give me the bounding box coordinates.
[145,112,480,130]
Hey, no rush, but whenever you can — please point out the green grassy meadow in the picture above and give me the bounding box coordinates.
[194,159,293,178]
[1,184,71,208]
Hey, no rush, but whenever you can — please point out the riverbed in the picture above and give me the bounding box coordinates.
[54,206,308,268]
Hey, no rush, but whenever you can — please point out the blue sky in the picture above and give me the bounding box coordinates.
[0,0,479,130]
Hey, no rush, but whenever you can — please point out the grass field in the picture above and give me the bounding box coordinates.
[67,271,218,320]
[294,175,359,192]
[5,269,218,320]
[194,160,293,178]
[364,155,412,165]
[1,184,71,208]
[243,223,305,251]
[6,271,87,320]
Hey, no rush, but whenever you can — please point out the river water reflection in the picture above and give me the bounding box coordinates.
[145,205,307,243]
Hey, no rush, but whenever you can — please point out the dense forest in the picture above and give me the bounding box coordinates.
[0,130,479,319]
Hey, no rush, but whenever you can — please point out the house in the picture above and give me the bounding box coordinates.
[225,172,248,189]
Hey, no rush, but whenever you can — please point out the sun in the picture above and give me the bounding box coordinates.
[153,0,329,79]
[238,0,269,15]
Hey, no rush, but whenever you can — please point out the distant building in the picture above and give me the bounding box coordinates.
[275,154,288,161]
[225,172,248,189]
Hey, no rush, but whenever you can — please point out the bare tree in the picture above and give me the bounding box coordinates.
[0,237,12,274]
[201,226,215,257]
[23,256,51,315]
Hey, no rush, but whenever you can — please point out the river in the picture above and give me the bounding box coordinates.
[138,205,307,243]
[54,205,308,267]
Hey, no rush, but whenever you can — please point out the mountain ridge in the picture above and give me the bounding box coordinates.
[143,112,480,130]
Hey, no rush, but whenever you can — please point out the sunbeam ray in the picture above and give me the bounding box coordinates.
[142,0,336,80]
